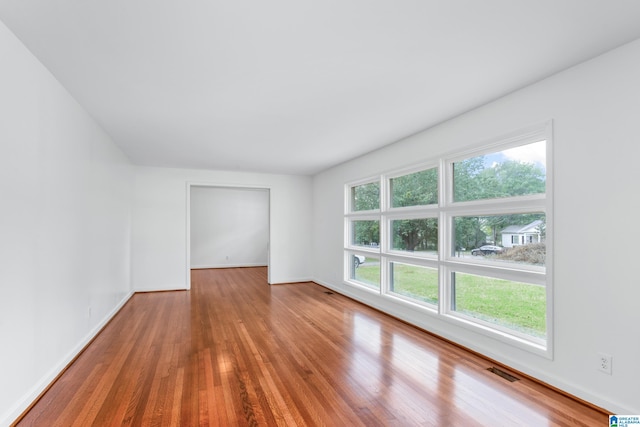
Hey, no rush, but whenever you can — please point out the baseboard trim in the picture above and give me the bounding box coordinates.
[269,277,313,285]
[5,291,134,427]
[191,263,267,269]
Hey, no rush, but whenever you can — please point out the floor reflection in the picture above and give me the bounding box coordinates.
[345,311,553,425]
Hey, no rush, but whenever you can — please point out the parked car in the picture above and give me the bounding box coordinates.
[471,245,504,256]
[353,254,366,268]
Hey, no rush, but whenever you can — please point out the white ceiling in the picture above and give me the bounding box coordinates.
[2,1,640,175]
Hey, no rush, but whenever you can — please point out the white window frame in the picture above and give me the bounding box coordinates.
[344,121,553,358]
[345,177,382,290]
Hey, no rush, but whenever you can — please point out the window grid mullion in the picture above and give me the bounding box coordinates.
[345,123,550,355]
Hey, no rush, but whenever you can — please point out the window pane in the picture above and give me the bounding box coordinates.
[351,182,380,211]
[389,262,438,305]
[350,255,380,290]
[451,272,546,339]
[351,220,380,248]
[391,218,438,256]
[453,213,545,267]
[391,168,438,208]
[453,140,546,202]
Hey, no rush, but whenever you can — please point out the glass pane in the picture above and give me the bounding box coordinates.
[351,255,380,290]
[391,218,438,256]
[389,262,438,305]
[351,182,380,211]
[351,220,380,248]
[451,272,546,339]
[453,140,546,202]
[391,168,438,208]
[453,213,545,267]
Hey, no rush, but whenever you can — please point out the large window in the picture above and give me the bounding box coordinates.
[345,124,552,354]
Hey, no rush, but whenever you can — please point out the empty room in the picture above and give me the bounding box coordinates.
[1,1,639,425]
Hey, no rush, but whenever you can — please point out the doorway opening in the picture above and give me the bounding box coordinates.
[186,184,271,288]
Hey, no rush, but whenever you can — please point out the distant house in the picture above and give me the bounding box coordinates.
[501,220,542,248]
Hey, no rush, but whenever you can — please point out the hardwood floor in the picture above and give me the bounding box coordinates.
[15,267,606,426]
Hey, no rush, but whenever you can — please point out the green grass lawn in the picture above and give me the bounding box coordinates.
[354,262,546,338]
[390,263,438,305]
[353,258,380,288]
[454,272,546,338]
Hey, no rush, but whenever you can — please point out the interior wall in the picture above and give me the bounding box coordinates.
[190,186,269,269]
[312,38,640,414]
[132,167,311,290]
[0,21,133,426]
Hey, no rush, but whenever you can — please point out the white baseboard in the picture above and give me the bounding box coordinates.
[0,291,134,427]
[135,287,188,292]
[269,277,312,285]
[191,263,267,269]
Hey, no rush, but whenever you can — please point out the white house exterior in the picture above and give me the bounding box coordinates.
[501,220,542,248]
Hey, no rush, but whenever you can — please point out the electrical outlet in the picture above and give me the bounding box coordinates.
[597,352,612,375]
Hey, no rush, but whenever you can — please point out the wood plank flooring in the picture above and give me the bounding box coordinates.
[15,267,607,426]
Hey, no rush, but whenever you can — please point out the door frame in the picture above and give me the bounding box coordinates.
[186,182,271,289]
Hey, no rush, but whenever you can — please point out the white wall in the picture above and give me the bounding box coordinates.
[132,167,311,290]
[190,186,269,268]
[312,38,640,414]
[0,21,133,426]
